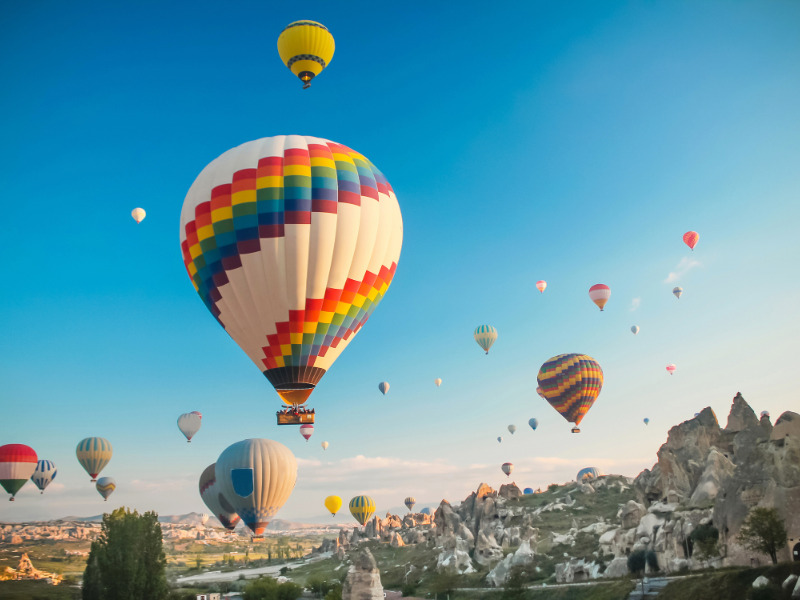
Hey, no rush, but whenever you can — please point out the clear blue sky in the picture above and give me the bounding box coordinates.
[2,0,799,523]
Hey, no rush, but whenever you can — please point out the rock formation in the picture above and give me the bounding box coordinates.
[342,548,384,600]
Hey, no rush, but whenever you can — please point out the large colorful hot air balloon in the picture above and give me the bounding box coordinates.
[131,207,146,223]
[76,438,112,482]
[576,467,601,482]
[474,325,498,354]
[321,441,329,450]
[631,325,640,335]
[508,424,516,435]
[536,386,546,399]
[177,412,202,442]
[300,424,314,441]
[666,364,677,375]
[683,231,699,250]
[0,445,38,501]
[180,136,403,426]
[672,287,683,299]
[537,354,603,433]
[528,418,538,431]
[434,378,442,387]
[501,462,513,477]
[96,477,116,501]
[199,463,241,531]
[404,496,416,511]
[349,495,376,526]
[277,21,335,89]
[378,382,390,395]
[324,495,342,516]
[31,460,57,494]
[215,439,297,536]
[536,280,547,293]
[588,284,611,311]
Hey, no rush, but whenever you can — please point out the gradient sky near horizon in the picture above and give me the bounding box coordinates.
[2,1,799,525]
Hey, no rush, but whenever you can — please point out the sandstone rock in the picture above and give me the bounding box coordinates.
[619,500,647,529]
[555,558,600,583]
[603,556,629,578]
[473,531,504,567]
[725,392,759,433]
[793,576,800,599]
[342,548,384,600]
[578,483,596,494]
[498,482,522,499]
[436,536,475,575]
[771,411,800,442]
[486,554,514,587]
[433,500,462,537]
[688,448,735,507]
[390,532,404,547]
[753,575,770,589]
[782,574,798,590]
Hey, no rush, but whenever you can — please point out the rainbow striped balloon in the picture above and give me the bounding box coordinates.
[348,494,376,526]
[537,354,603,433]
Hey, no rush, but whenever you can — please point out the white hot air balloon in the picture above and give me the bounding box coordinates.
[508,424,516,435]
[177,412,202,442]
[201,513,210,525]
[31,460,57,494]
[199,463,240,532]
[131,208,146,223]
[378,381,390,395]
[215,439,297,536]
[434,378,442,387]
[321,441,329,451]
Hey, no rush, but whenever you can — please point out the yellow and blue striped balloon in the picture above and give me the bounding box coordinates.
[348,495,376,526]
[76,437,112,482]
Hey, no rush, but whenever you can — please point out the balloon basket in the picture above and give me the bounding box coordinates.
[277,408,315,425]
[571,427,581,433]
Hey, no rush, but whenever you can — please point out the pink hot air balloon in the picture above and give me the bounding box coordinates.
[666,364,677,375]
[588,284,611,311]
[299,424,314,441]
[501,462,514,477]
[536,280,547,293]
[683,231,699,250]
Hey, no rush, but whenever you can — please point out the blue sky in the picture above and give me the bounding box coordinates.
[1,1,799,523]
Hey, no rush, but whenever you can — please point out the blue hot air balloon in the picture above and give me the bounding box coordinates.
[528,418,538,431]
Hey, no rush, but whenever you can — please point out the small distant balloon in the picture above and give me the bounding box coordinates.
[324,495,342,516]
[666,364,677,375]
[299,424,314,441]
[321,441,329,451]
[683,231,699,251]
[501,462,514,477]
[576,467,601,482]
[277,21,335,89]
[523,487,534,495]
[420,507,431,515]
[378,381,390,395]
[528,418,538,431]
[673,287,683,299]
[474,325,498,354]
[588,284,611,311]
[760,411,770,418]
[131,208,146,224]
[536,280,547,293]
[434,378,442,387]
[201,513,210,525]
[177,412,202,443]
[31,460,57,494]
[497,436,503,443]
[404,496,416,511]
[643,418,650,425]
[76,438,112,482]
[631,325,640,335]
[96,477,116,501]
[508,424,516,434]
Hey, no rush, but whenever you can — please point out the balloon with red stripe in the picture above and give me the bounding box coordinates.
[0,444,38,501]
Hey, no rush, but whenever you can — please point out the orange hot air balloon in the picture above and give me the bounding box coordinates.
[683,231,699,250]
[536,280,547,293]
[588,284,611,311]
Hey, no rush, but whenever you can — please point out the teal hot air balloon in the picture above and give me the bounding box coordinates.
[528,418,538,431]
[523,487,534,495]
[474,325,497,354]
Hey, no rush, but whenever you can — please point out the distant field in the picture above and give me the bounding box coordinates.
[658,562,800,600]
[0,580,81,599]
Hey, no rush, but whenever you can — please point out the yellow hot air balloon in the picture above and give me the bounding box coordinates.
[324,495,342,516]
[76,438,113,482]
[277,21,335,89]
[349,495,376,526]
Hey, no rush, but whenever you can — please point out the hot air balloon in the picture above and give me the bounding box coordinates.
[131,207,146,223]
[191,410,203,417]
[321,441,329,450]
[0,445,38,501]
[420,507,431,516]
[177,412,202,443]
[537,354,603,433]
[523,487,534,495]
[588,284,611,311]
[666,364,677,375]
[683,231,699,250]
[672,287,683,299]
[474,325,498,354]
[576,467,601,482]
[349,495,376,526]
[501,462,513,477]
[434,378,442,387]
[536,280,547,293]
[277,21,335,89]
[76,438,112,482]
[508,424,516,435]
[631,325,640,335]
[199,463,241,531]
[201,513,210,525]
[180,136,403,426]
[643,418,650,425]
[300,424,314,441]
[536,386,546,399]
[404,496,416,511]
[31,460,57,494]
[761,411,770,418]
[497,436,503,443]
[378,382,390,395]
[324,495,342,516]
[528,418,538,431]
[96,477,116,501]
[215,439,297,536]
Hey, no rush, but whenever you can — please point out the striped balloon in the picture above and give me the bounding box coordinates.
[0,444,38,501]
[177,412,202,442]
[588,284,611,311]
[673,287,683,299]
[501,462,513,477]
[666,364,677,375]
[199,463,241,531]
[299,424,314,441]
[474,325,498,354]
[404,496,416,511]
[96,477,116,501]
[348,495,376,526]
[537,354,603,433]
[31,460,57,494]
[683,231,699,250]
[576,467,601,482]
[180,136,403,411]
[378,381,390,395]
[76,438,112,482]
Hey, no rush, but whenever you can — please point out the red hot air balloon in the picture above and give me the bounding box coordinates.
[536,280,547,293]
[666,364,677,375]
[299,424,314,441]
[0,444,38,501]
[683,231,699,250]
[588,284,611,311]
[501,462,513,477]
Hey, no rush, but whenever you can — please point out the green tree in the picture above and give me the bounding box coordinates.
[243,576,303,600]
[82,507,168,600]
[325,582,343,600]
[690,523,719,560]
[738,507,788,565]
[502,565,528,600]
[430,571,459,597]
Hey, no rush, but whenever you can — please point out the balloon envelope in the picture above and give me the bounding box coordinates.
[96,477,116,501]
[178,412,202,442]
[201,513,210,525]
[215,439,297,536]
[199,463,241,531]
[404,496,416,511]
[321,441,329,450]
[536,280,547,293]
[420,507,431,515]
[180,136,403,411]
[324,495,342,516]
[277,21,335,88]
[76,438,112,482]
[631,325,639,335]
[537,354,603,431]
[588,284,611,311]
[300,424,314,441]
[474,325,498,354]
[497,436,502,443]
[501,462,513,477]
[576,467,601,482]
[378,381,390,395]
[0,444,38,501]
[643,418,650,425]
[673,287,683,299]
[523,487,534,495]
[31,460,57,494]
[434,378,442,387]
[528,418,538,431]
[683,231,699,250]
[131,207,146,223]
[666,364,677,375]
[349,495,376,526]
[508,424,516,434]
